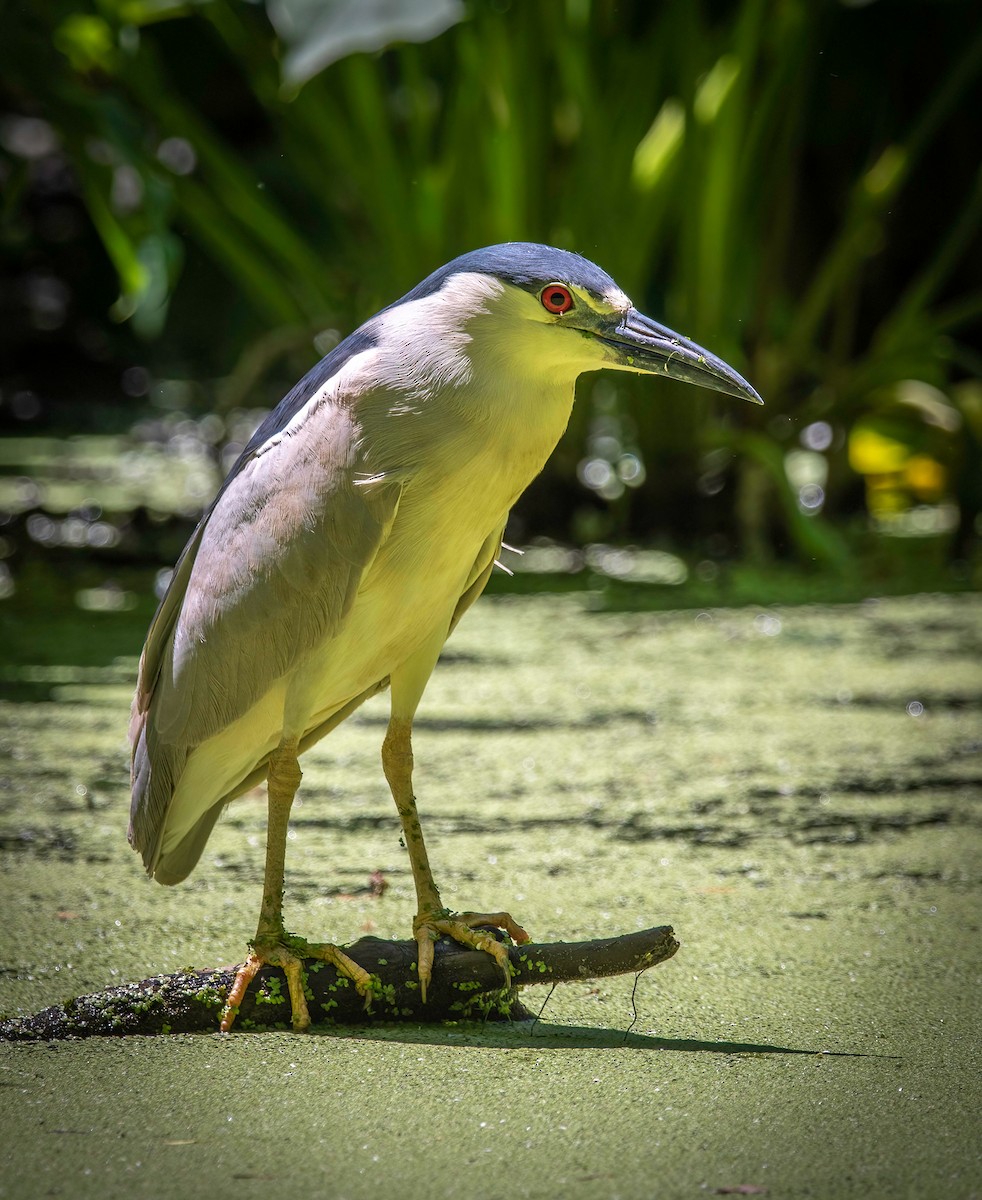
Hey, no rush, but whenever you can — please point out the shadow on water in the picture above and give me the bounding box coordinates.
[310,1020,891,1059]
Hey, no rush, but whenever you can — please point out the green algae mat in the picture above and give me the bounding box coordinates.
[1,592,980,1199]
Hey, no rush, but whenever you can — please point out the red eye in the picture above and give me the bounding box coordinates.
[541,284,574,314]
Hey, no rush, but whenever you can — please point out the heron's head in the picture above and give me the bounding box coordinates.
[380,242,762,405]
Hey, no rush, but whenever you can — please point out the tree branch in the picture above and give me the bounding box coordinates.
[0,925,678,1040]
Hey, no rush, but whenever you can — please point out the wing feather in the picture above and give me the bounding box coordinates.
[128,384,403,874]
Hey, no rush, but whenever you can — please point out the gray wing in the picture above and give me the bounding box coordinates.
[129,396,402,875]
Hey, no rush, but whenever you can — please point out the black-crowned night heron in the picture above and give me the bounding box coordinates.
[129,242,761,1032]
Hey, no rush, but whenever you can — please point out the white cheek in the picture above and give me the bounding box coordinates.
[372,274,506,399]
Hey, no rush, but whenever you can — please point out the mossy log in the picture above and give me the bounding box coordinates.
[0,925,678,1040]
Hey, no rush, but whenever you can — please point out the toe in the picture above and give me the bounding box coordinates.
[306,941,376,1007]
[220,934,372,1032]
[413,916,438,1003]
[412,907,529,999]
[433,917,514,986]
[280,956,311,1032]
[220,956,262,1033]
[458,910,531,946]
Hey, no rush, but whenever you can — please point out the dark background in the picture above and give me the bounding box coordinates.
[1,0,980,651]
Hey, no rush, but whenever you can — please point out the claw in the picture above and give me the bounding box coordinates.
[220,935,374,1032]
[413,909,531,1001]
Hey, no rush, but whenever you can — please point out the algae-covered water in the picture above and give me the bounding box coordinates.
[1,592,980,1199]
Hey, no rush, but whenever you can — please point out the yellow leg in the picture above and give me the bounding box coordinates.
[220,739,373,1033]
[382,715,530,1001]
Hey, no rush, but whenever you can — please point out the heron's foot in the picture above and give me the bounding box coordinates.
[413,909,531,1002]
[219,934,374,1033]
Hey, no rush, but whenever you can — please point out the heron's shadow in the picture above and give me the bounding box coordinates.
[310,1020,885,1058]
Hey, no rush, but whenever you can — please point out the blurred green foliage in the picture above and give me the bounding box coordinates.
[1,0,981,585]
